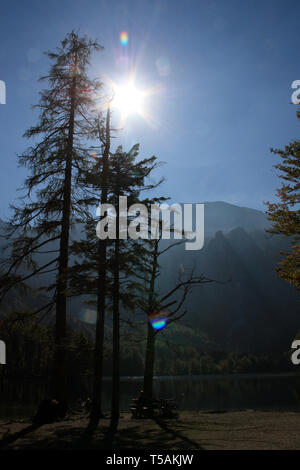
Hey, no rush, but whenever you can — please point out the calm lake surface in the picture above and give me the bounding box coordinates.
[1,373,300,418]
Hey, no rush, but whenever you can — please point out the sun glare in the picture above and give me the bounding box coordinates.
[112,82,144,117]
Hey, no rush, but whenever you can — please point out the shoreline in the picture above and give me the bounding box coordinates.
[1,410,300,450]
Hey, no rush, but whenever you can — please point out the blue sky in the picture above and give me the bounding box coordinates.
[0,0,300,219]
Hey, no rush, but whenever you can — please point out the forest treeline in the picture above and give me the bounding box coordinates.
[0,318,294,383]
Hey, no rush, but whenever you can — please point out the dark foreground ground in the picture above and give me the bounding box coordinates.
[0,410,300,450]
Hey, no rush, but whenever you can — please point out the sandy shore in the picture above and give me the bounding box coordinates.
[0,410,300,450]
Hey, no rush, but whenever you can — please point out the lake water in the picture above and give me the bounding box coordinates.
[1,373,300,418]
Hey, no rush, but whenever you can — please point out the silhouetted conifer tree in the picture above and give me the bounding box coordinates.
[0,31,102,403]
[266,111,300,291]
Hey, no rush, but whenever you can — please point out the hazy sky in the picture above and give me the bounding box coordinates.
[1,0,300,219]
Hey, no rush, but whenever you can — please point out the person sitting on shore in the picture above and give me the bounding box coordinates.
[32,399,68,424]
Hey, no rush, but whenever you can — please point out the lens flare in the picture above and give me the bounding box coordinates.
[81,309,96,324]
[120,31,128,46]
[148,311,168,331]
[155,57,171,77]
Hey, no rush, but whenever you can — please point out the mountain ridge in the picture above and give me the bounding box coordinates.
[0,201,298,354]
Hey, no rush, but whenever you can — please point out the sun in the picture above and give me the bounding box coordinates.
[112,81,144,117]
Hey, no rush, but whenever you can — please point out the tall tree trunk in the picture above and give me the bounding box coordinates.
[90,105,111,422]
[110,198,120,432]
[54,53,77,403]
[143,322,156,398]
[143,240,159,399]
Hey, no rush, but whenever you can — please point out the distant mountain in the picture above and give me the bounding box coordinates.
[202,201,270,237]
[159,217,299,354]
[0,202,298,354]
